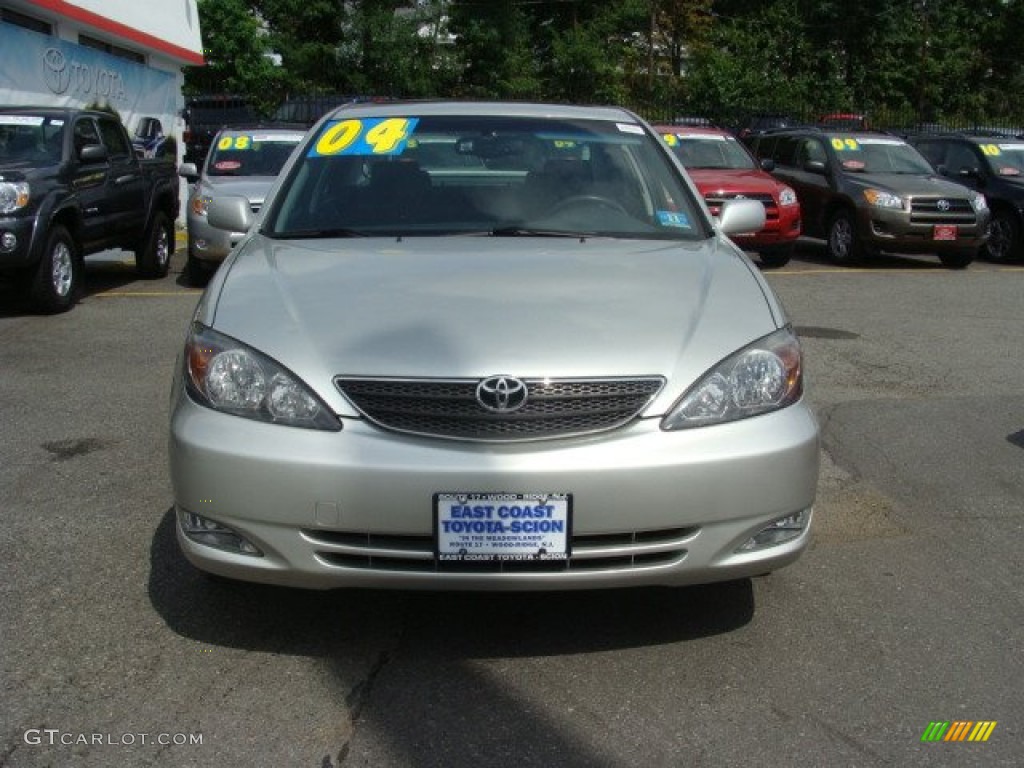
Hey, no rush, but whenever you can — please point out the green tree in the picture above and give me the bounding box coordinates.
[185,0,284,113]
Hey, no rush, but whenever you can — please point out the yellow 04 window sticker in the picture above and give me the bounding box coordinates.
[309,117,420,157]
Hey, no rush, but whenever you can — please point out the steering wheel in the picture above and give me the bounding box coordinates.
[549,194,631,217]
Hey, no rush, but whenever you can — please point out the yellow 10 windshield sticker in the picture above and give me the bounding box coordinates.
[831,138,861,151]
[309,117,419,157]
[980,144,1002,156]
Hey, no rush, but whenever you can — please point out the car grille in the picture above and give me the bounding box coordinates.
[333,376,665,441]
[704,192,777,222]
[303,526,698,573]
[909,197,976,225]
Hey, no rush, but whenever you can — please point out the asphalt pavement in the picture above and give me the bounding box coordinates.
[0,240,1021,767]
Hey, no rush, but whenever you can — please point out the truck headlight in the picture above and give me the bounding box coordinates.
[0,181,30,214]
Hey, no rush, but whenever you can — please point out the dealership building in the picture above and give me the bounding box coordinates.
[1,0,204,215]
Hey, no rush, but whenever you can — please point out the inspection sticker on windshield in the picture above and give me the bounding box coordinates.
[656,210,692,229]
[434,492,571,561]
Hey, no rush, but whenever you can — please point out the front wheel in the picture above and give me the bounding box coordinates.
[136,211,173,279]
[938,249,975,269]
[30,225,80,314]
[984,209,1021,262]
[758,245,793,269]
[826,210,862,264]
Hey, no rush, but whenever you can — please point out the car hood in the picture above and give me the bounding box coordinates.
[843,173,976,197]
[686,168,784,196]
[204,235,781,416]
[200,175,277,204]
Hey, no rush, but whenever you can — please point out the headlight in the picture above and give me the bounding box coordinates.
[184,323,341,431]
[863,188,904,209]
[0,181,30,214]
[778,185,798,207]
[662,327,803,430]
[970,191,988,212]
[190,194,212,216]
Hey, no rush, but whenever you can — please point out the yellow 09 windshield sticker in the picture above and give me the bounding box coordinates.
[309,117,419,157]
[831,138,861,151]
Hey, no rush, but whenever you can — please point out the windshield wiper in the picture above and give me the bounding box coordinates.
[491,226,590,238]
[275,228,369,239]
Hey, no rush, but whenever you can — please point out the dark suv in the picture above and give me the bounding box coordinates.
[748,128,990,267]
[909,132,1024,261]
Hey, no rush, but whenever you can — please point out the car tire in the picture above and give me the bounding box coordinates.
[184,251,214,287]
[938,249,974,269]
[984,208,1021,262]
[30,224,80,314]
[758,245,793,269]
[826,210,862,264]
[135,211,173,279]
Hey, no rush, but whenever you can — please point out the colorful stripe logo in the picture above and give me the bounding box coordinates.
[921,721,997,742]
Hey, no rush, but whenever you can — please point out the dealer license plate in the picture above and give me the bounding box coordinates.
[434,492,571,562]
[933,224,958,241]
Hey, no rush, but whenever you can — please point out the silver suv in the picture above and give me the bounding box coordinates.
[748,128,990,267]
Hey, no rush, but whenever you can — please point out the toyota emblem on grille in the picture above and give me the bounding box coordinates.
[476,375,528,413]
[937,199,951,211]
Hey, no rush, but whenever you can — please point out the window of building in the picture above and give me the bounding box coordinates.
[1,7,53,34]
[79,33,145,64]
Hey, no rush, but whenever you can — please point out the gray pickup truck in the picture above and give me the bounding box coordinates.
[0,105,179,312]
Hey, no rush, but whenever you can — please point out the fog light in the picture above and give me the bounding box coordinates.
[738,509,810,552]
[0,231,16,252]
[178,508,262,555]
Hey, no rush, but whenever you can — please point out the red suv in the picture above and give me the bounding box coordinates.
[655,125,802,267]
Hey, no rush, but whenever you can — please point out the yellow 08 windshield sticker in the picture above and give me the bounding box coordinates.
[831,138,861,151]
[309,117,419,157]
[980,144,1002,156]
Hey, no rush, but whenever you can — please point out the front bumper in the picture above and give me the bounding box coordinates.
[169,386,821,591]
[0,215,38,271]
[186,211,242,264]
[859,206,990,253]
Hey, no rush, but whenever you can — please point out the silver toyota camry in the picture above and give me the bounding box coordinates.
[168,101,819,591]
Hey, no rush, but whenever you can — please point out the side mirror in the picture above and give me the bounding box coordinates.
[79,144,108,163]
[804,159,827,175]
[759,157,775,172]
[178,162,199,181]
[718,198,766,236]
[208,195,255,234]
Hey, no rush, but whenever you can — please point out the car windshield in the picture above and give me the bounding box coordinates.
[265,113,706,240]
[831,136,934,174]
[205,130,306,177]
[979,141,1024,176]
[0,114,64,164]
[661,132,756,170]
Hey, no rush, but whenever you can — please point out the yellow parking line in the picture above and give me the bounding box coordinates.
[95,291,202,297]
